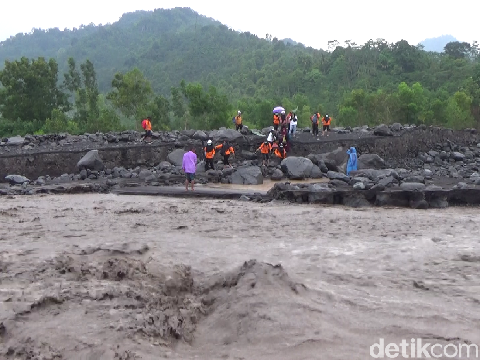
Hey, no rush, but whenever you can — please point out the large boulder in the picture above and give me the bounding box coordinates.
[7,136,25,146]
[5,175,29,185]
[231,166,263,185]
[167,149,186,166]
[281,157,314,179]
[192,130,208,141]
[357,154,386,170]
[77,150,104,171]
[373,124,393,136]
[209,129,243,142]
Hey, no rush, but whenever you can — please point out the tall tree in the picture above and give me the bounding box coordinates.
[0,57,68,123]
[107,68,153,118]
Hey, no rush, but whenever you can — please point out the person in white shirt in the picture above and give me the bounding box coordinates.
[289,113,298,137]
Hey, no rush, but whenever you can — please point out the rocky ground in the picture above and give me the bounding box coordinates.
[2,123,480,208]
[0,194,479,360]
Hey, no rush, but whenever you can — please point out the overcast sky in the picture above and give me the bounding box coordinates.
[1,0,479,49]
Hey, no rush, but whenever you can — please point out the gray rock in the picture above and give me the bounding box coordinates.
[241,151,257,160]
[451,152,465,161]
[196,161,206,174]
[5,175,29,185]
[357,154,385,170]
[378,176,398,188]
[310,165,323,179]
[79,169,88,180]
[404,175,425,184]
[281,157,314,179]
[373,124,393,136]
[209,129,243,142]
[271,169,284,181]
[77,150,104,171]
[390,123,403,132]
[138,169,153,179]
[192,130,208,140]
[7,136,25,146]
[158,161,172,171]
[231,166,263,185]
[349,169,399,182]
[423,169,433,178]
[167,149,186,166]
[327,171,350,182]
[353,182,366,190]
[400,182,425,191]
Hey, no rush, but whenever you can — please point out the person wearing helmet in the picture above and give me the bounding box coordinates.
[235,111,243,131]
[204,139,216,171]
[322,114,331,137]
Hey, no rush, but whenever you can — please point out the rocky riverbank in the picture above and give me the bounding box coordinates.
[2,123,480,208]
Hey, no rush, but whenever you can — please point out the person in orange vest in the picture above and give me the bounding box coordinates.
[141,117,152,142]
[235,111,243,131]
[322,114,331,137]
[215,140,235,168]
[257,141,272,166]
[274,143,287,159]
[204,139,216,171]
[273,113,280,131]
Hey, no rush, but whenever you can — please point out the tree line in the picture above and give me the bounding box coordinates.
[0,50,480,137]
[0,56,234,136]
[0,7,479,135]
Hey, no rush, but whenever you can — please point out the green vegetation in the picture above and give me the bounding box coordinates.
[0,7,479,137]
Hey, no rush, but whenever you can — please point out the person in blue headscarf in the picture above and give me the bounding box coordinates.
[346,147,358,175]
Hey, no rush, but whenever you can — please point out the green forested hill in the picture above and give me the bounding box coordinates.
[0,7,480,136]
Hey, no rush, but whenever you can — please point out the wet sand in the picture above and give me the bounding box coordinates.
[203,178,328,192]
[0,194,480,359]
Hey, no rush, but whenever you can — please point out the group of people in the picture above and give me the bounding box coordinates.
[272,110,298,137]
[181,139,236,191]
[203,139,235,170]
[311,112,331,137]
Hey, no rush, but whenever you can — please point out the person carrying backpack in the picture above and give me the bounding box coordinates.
[204,140,216,171]
[256,141,272,166]
[311,112,320,137]
[273,113,280,131]
[322,114,331,137]
[234,111,243,131]
[141,117,152,142]
[215,141,235,167]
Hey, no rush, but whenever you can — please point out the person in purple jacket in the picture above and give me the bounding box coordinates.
[182,145,197,191]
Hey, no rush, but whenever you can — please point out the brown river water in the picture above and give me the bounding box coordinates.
[0,193,479,359]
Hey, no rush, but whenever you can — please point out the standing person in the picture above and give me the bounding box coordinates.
[235,111,243,131]
[141,117,152,142]
[273,113,280,131]
[204,140,216,171]
[267,129,275,145]
[322,114,331,137]
[216,141,235,168]
[182,146,197,191]
[290,112,298,137]
[280,110,287,130]
[346,147,358,176]
[311,112,320,137]
[257,141,272,166]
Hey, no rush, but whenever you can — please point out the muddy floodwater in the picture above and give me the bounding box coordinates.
[0,194,479,360]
